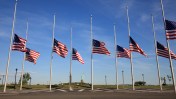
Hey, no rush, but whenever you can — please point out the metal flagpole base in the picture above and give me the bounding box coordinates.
[69,86,73,91]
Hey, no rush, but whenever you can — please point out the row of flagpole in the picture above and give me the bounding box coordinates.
[49,14,84,91]
[90,15,94,91]
[113,24,118,90]
[2,0,176,93]
[47,0,176,92]
[160,0,176,93]
[49,14,55,91]
[151,15,163,91]
[69,27,73,90]
[90,6,141,91]
[126,6,135,91]
[113,0,176,92]
[116,0,176,92]
[3,0,39,92]
[20,19,28,91]
[3,0,18,92]
[110,0,176,93]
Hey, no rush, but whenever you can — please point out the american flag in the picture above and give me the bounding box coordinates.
[117,45,130,58]
[92,39,110,55]
[72,48,84,64]
[165,20,176,40]
[12,34,27,52]
[25,48,40,64]
[157,41,176,60]
[129,36,147,56]
[53,38,68,58]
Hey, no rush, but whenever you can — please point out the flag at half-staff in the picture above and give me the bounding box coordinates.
[117,45,130,58]
[92,39,110,55]
[72,48,84,64]
[165,20,176,40]
[25,48,40,64]
[53,38,68,58]
[129,36,147,56]
[157,41,176,60]
[12,34,27,52]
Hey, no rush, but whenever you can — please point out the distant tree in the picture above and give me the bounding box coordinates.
[18,73,31,85]
[167,75,172,84]
[134,81,146,86]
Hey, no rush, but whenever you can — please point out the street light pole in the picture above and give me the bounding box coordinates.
[0,76,1,85]
[0,76,2,85]
[105,75,107,87]
[142,74,144,82]
[2,75,5,85]
[30,77,31,85]
[122,70,124,88]
[15,68,18,89]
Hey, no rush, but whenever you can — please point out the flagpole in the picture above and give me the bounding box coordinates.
[3,0,18,92]
[151,15,162,91]
[69,27,73,91]
[49,14,55,91]
[160,0,176,93]
[20,19,28,91]
[126,6,135,90]
[90,15,94,91]
[114,24,118,90]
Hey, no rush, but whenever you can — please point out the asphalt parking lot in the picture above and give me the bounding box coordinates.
[0,89,176,99]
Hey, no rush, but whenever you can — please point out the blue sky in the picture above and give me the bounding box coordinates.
[0,0,176,85]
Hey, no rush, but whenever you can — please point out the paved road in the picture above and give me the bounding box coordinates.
[0,89,176,99]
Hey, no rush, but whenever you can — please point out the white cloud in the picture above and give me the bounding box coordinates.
[0,31,10,38]
[120,0,134,10]
[152,2,161,14]
[140,14,150,22]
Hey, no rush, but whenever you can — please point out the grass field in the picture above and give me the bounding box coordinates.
[0,83,174,91]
